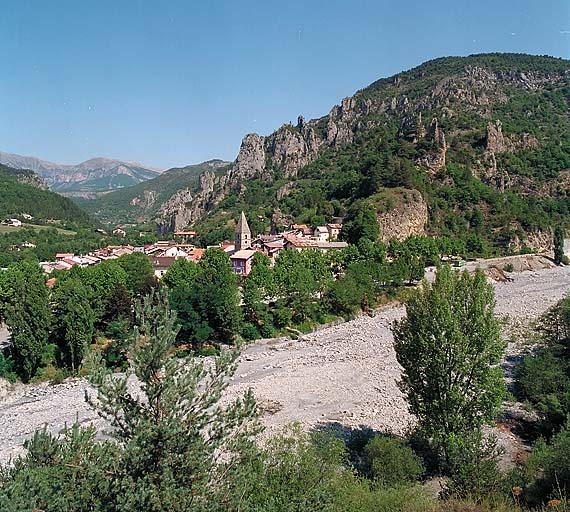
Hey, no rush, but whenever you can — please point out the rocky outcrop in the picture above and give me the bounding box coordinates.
[271,208,294,233]
[326,97,371,146]
[276,182,295,200]
[481,120,541,191]
[265,117,322,178]
[130,190,157,209]
[230,133,267,182]
[415,118,447,173]
[508,230,553,254]
[376,189,428,242]
[156,188,195,234]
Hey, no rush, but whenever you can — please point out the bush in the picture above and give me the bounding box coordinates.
[443,432,504,501]
[31,364,67,385]
[503,263,514,273]
[241,322,260,341]
[521,425,570,505]
[0,353,18,383]
[363,436,423,486]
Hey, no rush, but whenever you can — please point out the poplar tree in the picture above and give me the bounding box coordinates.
[393,266,505,463]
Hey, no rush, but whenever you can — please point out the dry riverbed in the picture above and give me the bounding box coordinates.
[0,262,569,464]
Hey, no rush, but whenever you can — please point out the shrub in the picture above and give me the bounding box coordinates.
[443,432,504,501]
[0,353,18,383]
[503,263,514,273]
[241,322,260,341]
[363,436,423,486]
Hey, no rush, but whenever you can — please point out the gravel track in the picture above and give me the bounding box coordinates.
[0,264,568,464]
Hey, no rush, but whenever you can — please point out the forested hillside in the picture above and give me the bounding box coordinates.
[78,159,231,227]
[82,53,570,253]
[0,164,93,227]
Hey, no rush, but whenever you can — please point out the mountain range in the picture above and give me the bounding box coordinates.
[80,53,570,254]
[0,151,161,196]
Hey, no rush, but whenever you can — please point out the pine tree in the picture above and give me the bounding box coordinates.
[86,289,260,510]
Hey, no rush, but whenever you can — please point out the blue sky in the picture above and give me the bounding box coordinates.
[0,0,569,169]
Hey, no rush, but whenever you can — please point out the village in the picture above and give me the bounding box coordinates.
[38,212,347,278]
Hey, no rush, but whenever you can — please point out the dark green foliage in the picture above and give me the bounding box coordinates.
[0,260,52,381]
[0,164,93,227]
[394,266,505,465]
[51,278,95,371]
[521,424,570,505]
[517,296,570,434]
[341,200,380,245]
[554,225,565,265]
[102,283,133,327]
[0,353,17,382]
[116,252,155,295]
[363,436,423,486]
[161,257,198,289]
[174,248,242,344]
[443,432,504,501]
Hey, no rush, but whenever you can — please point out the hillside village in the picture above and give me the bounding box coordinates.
[38,212,347,278]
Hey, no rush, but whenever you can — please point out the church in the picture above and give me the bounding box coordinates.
[230,211,257,276]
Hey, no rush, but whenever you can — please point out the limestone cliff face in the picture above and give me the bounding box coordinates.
[326,97,371,146]
[508,230,553,254]
[415,118,447,173]
[230,133,267,182]
[265,118,322,178]
[482,120,540,191]
[155,170,220,233]
[376,189,428,242]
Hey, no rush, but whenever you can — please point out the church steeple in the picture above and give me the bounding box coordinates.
[235,211,251,251]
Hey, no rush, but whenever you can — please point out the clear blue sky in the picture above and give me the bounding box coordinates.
[1,0,569,169]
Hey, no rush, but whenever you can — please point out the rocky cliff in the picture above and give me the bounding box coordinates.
[83,54,570,247]
[374,189,429,242]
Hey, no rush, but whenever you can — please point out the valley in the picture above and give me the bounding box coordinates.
[1,259,567,465]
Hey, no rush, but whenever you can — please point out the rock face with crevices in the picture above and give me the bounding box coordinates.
[376,189,429,242]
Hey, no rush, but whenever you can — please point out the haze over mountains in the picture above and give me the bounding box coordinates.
[0,151,161,196]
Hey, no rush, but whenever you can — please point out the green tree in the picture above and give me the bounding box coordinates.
[393,266,505,465]
[162,257,198,289]
[0,260,51,381]
[79,260,127,323]
[85,290,260,510]
[102,283,132,328]
[191,248,242,343]
[340,201,380,245]
[117,252,155,296]
[52,279,96,371]
[554,225,565,265]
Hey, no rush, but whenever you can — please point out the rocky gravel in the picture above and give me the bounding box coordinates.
[0,262,568,464]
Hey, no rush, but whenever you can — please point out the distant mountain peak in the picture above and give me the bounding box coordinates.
[0,151,161,196]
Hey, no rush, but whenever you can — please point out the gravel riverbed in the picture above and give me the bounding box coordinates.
[0,263,568,464]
